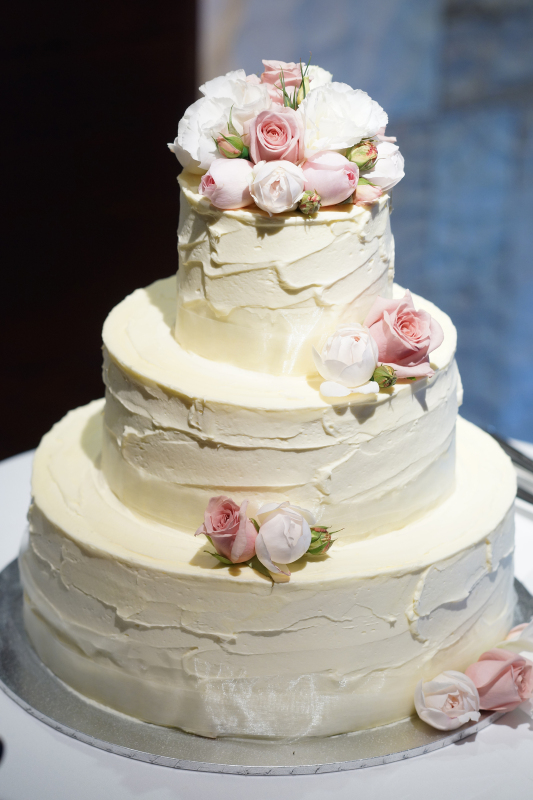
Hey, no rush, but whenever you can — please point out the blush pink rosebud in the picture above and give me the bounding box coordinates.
[195,495,258,564]
[260,59,302,105]
[364,290,444,379]
[302,151,358,207]
[465,649,533,712]
[246,107,304,164]
[354,178,383,206]
[199,158,254,210]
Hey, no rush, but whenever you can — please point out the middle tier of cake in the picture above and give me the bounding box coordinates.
[101,276,460,542]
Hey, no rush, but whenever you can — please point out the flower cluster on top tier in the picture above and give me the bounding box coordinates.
[313,291,444,398]
[168,59,404,215]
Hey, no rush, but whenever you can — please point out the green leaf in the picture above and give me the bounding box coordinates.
[204,549,233,566]
[250,518,260,533]
[246,556,273,579]
[239,145,249,160]
[358,177,373,186]
[227,105,239,136]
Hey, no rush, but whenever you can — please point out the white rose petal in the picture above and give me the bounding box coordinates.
[307,65,333,88]
[255,501,314,576]
[364,141,405,192]
[301,82,387,157]
[169,70,271,173]
[250,160,305,215]
[414,671,481,731]
[312,323,379,391]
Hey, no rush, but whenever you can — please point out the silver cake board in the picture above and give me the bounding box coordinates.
[1,559,531,776]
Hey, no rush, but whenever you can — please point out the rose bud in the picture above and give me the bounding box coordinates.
[296,76,310,106]
[466,649,533,712]
[250,159,305,215]
[216,134,249,160]
[299,189,321,215]
[345,140,378,170]
[354,177,383,206]
[415,671,480,731]
[307,526,336,555]
[302,151,358,207]
[372,364,397,388]
[199,158,254,210]
[195,496,257,563]
[255,502,315,576]
[312,322,379,397]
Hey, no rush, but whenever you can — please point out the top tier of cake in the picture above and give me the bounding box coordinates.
[176,172,394,376]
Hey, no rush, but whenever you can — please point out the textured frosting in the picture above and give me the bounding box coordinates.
[175,172,394,375]
[21,401,516,738]
[102,277,460,541]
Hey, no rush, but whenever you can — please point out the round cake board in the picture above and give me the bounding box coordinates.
[1,559,530,776]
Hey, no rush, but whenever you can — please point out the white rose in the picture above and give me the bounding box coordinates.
[255,502,315,576]
[250,160,305,215]
[364,141,405,192]
[307,65,333,88]
[168,69,271,174]
[414,671,481,731]
[312,323,379,398]
[301,82,387,157]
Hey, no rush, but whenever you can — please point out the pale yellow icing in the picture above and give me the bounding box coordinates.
[175,172,395,375]
[101,277,460,540]
[21,401,516,738]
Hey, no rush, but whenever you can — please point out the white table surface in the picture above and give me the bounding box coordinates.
[1,447,533,800]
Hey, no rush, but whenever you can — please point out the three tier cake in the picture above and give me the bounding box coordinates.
[19,60,517,739]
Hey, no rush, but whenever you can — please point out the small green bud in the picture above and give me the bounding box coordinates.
[307,526,335,555]
[372,364,397,388]
[346,141,378,170]
[299,189,321,215]
[216,134,249,159]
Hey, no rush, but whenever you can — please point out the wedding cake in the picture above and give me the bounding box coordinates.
[19,60,517,739]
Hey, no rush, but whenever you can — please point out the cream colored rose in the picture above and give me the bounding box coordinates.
[255,502,314,576]
[414,670,480,731]
[250,160,305,215]
[312,323,379,397]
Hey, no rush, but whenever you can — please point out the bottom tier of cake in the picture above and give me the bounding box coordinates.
[20,400,516,739]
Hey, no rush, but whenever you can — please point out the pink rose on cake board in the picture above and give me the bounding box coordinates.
[414,670,480,731]
[465,649,533,712]
[246,107,304,164]
[195,496,257,563]
[364,290,444,378]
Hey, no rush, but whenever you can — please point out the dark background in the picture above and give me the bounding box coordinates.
[1,1,196,460]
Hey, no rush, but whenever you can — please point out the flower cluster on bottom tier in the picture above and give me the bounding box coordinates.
[20,401,515,739]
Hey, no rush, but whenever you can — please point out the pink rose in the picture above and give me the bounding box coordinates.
[364,290,444,379]
[195,495,257,563]
[247,107,304,164]
[261,59,302,105]
[301,151,358,207]
[465,649,533,712]
[354,182,383,206]
[199,158,254,210]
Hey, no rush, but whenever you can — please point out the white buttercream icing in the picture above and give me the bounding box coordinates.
[101,277,459,540]
[21,402,516,738]
[175,172,395,375]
